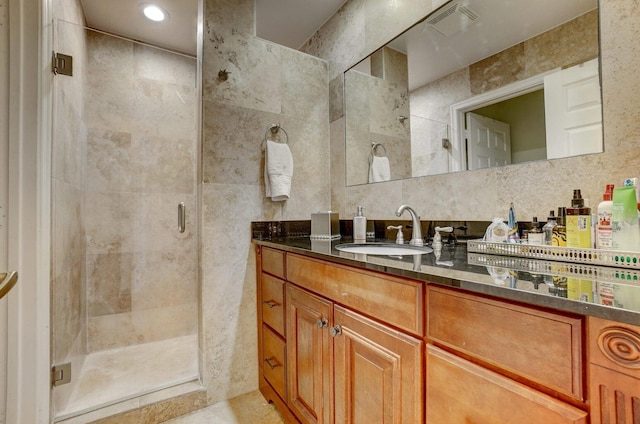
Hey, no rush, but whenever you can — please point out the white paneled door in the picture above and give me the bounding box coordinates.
[544,58,602,159]
[466,112,512,170]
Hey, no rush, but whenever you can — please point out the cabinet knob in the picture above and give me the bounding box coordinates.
[264,357,280,370]
[262,300,278,309]
[330,325,342,337]
[317,318,328,328]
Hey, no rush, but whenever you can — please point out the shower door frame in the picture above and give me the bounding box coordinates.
[5,0,53,422]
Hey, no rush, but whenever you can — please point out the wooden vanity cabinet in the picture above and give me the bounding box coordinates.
[257,246,424,423]
[286,283,423,424]
[257,244,640,424]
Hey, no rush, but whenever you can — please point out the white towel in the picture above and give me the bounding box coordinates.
[368,156,390,183]
[264,140,293,201]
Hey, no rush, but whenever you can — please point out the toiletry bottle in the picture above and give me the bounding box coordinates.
[611,186,640,251]
[542,211,557,245]
[553,207,567,247]
[527,217,544,245]
[596,184,615,249]
[353,206,367,242]
[566,189,591,248]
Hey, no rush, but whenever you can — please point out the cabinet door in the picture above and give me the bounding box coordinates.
[333,305,423,424]
[426,345,588,424]
[588,317,640,424]
[286,284,333,424]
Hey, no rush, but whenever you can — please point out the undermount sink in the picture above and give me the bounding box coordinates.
[335,242,433,255]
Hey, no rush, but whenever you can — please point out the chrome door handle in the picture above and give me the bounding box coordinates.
[178,202,186,233]
[0,271,18,300]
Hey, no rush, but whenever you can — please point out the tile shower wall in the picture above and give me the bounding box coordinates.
[304,0,640,222]
[84,32,198,351]
[201,0,329,405]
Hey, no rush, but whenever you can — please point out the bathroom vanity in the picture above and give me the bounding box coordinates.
[253,237,640,424]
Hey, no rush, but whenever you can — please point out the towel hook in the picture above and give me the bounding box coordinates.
[264,123,289,144]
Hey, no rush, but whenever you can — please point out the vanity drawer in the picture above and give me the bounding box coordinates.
[262,324,286,400]
[262,273,285,336]
[262,247,285,279]
[427,345,587,424]
[427,286,584,400]
[286,253,423,336]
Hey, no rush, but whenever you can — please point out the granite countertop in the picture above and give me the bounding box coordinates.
[253,236,640,326]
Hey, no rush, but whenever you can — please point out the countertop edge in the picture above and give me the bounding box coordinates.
[253,239,640,326]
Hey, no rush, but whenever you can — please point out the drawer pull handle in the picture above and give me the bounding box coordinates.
[330,325,342,337]
[317,318,328,328]
[263,300,279,309]
[264,357,280,370]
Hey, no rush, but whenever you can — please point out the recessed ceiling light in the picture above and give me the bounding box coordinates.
[142,4,168,22]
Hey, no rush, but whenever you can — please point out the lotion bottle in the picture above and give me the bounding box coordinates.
[566,189,591,248]
[596,184,614,249]
[353,206,367,242]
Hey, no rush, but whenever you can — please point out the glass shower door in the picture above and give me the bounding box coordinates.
[51,20,199,420]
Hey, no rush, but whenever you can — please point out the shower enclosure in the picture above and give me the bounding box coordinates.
[51,20,200,421]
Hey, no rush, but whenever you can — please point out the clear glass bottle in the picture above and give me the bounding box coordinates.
[527,217,544,245]
[542,210,557,245]
[553,207,567,246]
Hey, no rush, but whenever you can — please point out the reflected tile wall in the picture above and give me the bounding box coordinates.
[469,10,598,94]
[84,32,198,351]
[202,0,329,405]
[345,64,411,186]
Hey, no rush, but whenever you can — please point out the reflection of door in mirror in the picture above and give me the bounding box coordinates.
[544,58,602,159]
[466,113,511,170]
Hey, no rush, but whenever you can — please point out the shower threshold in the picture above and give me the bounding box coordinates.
[54,334,199,422]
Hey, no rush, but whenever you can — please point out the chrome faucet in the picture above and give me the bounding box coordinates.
[395,205,423,247]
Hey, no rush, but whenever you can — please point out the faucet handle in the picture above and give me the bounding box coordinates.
[435,226,453,233]
[387,225,404,244]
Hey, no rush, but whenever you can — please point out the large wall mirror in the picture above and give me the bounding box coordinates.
[344,0,600,186]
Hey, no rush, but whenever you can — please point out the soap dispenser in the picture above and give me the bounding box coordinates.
[433,226,453,260]
[353,206,367,242]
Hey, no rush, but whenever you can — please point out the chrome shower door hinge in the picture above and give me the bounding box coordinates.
[51,362,72,386]
[52,51,73,76]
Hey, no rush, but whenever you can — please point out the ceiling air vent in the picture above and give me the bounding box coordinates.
[426,2,479,37]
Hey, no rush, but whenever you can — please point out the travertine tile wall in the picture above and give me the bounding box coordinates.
[84,32,198,351]
[304,0,640,223]
[201,0,329,405]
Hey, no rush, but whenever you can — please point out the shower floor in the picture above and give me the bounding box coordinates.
[56,334,199,420]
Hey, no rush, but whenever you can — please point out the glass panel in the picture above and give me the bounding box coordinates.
[51,20,199,420]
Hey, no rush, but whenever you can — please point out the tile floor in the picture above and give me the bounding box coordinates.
[163,391,285,423]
